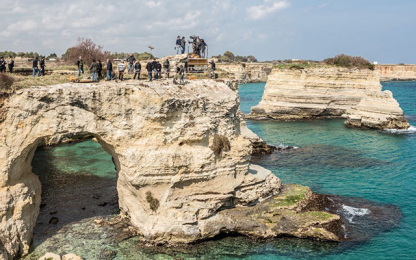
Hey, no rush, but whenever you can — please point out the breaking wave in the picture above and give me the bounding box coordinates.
[384,125,416,134]
[341,205,370,223]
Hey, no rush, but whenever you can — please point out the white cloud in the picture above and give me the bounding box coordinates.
[247,0,290,20]
[146,1,162,8]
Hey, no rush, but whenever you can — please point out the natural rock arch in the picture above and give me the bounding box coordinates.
[0,81,281,259]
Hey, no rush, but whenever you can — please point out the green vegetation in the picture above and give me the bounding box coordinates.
[273,62,324,70]
[324,54,375,70]
[146,191,160,212]
[271,184,309,207]
[9,74,70,89]
[212,51,257,63]
[211,135,231,156]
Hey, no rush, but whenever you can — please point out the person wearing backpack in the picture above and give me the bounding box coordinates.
[77,56,84,76]
[32,57,40,77]
[133,61,141,80]
[90,59,98,82]
[7,56,14,74]
[146,61,153,81]
[118,60,126,81]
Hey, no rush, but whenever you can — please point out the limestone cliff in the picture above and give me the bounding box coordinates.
[249,67,409,129]
[345,90,410,129]
[376,64,416,81]
[217,63,273,83]
[0,80,342,260]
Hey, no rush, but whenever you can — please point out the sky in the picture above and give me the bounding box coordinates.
[1,0,415,64]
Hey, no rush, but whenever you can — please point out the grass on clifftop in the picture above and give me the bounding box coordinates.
[273,63,326,70]
[10,74,70,89]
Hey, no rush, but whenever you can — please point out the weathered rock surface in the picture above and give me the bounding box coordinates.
[241,122,276,156]
[199,184,343,242]
[217,63,273,83]
[376,64,416,81]
[250,67,382,120]
[249,67,409,129]
[0,80,283,259]
[345,90,410,129]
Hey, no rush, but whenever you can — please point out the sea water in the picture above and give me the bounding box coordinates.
[27,81,416,259]
[237,81,416,260]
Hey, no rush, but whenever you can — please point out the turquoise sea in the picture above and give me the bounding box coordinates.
[29,81,416,259]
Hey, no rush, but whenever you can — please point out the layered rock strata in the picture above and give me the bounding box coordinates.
[345,90,410,129]
[250,67,409,129]
[217,63,273,83]
[376,64,416,81]
[0,80,343,260]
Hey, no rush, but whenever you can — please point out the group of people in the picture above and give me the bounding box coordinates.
[32,56,46,77]
[175,36,208,58]
[0,56,15,74]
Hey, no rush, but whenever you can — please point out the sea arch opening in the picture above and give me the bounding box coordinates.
[26,133,123,255]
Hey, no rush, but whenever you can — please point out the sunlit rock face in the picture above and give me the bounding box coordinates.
[0,80,281,259]
[249,67,409,129]
[376,64,416,81]
[217,63,273,83]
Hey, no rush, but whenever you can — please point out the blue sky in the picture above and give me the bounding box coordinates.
[1,0,415,63]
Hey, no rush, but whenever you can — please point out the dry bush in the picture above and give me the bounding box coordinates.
[212,135,231,156]
[146,191,160,212]
[64,38,111,66]
[0,74,14,91]
[324,54,375,70]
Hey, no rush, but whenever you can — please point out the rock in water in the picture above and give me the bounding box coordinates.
[249,67,409,129]
[345,90,410,130]
[0,80,284,259]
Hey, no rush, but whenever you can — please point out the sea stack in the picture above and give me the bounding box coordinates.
[249,67,409,130]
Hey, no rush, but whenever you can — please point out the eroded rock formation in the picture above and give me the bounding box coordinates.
[217,63,273,83]
[345,90,410,129]
[249,67,409,129]
[0,80,343,260]
[376,64,416,81]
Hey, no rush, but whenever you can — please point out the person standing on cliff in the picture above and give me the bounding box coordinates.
[151,59,158,80]
[163,59,170,78]
[146,61,153,81]
[97,60,103,80]
[181,37,186,54]
[89,59,98,82]
[32,57,40,77]
[209,59,215,79]
[77,56,84,76]
[7,56,14,74]
[126,54,136,74]
[118,60,126,81]
[106,59,113,81]
[39,57,46,76]
[0,57,6,73]
[199,39,207,58]
[175,36,182,54]
[133,60,141,80]
[156,61,162,80]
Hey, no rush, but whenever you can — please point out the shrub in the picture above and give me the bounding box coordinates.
[212,135,231,156]
[324,54,375,70]
[146,191,160,212]
[0,74,14,91]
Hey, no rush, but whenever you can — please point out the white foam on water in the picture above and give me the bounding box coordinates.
[384,125,416,134]
[341,205,371,223]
